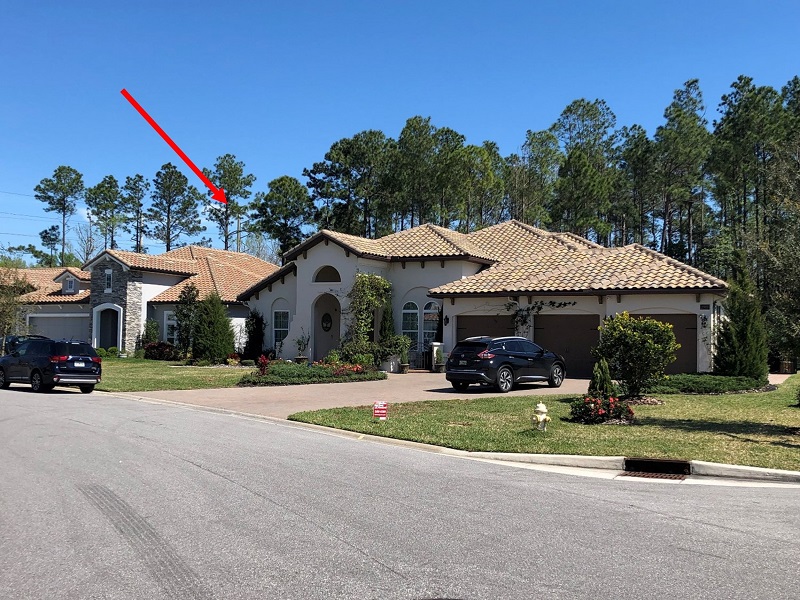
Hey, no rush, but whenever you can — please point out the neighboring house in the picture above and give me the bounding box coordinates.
[15,267,93,340]
[16,247,278,351]
[238,220,727,377]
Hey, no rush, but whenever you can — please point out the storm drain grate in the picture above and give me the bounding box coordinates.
[621,471,686,480]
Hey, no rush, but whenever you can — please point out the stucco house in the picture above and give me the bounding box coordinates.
[15,246,278,351]
[238,220,727,377]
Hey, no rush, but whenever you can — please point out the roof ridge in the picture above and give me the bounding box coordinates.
[204,257,221,296]
[426,223,472,256]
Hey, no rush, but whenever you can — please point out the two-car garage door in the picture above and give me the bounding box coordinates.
[455,314,599,377]
[456,312,697,378]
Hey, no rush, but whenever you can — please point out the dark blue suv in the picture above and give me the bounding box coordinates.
[445,336,566,392]
[0,339,102,394]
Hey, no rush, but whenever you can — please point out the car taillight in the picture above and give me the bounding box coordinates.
[91,356,102,363]
[477,350,495,359]
[50,355,68,363]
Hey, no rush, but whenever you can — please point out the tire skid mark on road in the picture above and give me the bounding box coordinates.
[77,484,212,600]
[174,453,409,581]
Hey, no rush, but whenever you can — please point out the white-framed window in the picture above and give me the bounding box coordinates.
[402,302,419,350]
[66,278,75,293]
[273,310,289,349]
[104,269,113,293]
[164,311,177,345]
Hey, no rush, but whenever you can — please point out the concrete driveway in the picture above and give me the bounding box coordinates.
[114,372,590,419]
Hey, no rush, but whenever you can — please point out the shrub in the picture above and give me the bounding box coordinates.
[341,339,378,364]
[175,282,200,357]
[713,251,768,383]
[238,360,387,387]
[645,373,767,394]
[587,358,615,399]
[133,348,146,359]
[257,354,270,376]
[323,349,342,364]
[594,312,679,398]
[570,396,634,424]
[242,309,266,360]
[350,353,375,368]
[144,341,180,361]
[241,359,255,367]
[142,319,159,345]
[107,346,119,358]
[196,359,211,367]
[95,347,108,358]
[192,293,235,363]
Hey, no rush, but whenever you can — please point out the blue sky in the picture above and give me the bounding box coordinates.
[1,0,799,255]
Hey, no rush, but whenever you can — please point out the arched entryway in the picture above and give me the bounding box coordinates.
[313,293,341,361]
[92,303,123,350]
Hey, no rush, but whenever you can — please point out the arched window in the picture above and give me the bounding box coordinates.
[402,302,419,351]
[423,301,440,348]
[314,266,341,282]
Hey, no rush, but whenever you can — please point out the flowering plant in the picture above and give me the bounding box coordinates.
[257,354,270,376]
[569,396,634,424]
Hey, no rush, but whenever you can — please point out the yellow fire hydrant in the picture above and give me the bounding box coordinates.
[532,402,551,431]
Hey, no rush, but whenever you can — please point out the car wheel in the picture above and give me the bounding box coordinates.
[548,364,565,388]
[0,367,8,389]
[79,385,94,394]
[495,366,514,393]
[451,381,469,391]
[30,371,45,393]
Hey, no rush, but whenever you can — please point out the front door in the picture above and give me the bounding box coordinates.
[313,294,341,362]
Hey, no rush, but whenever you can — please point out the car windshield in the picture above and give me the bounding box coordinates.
[54,342,97,357]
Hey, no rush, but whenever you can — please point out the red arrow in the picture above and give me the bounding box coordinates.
[120,89,226,204]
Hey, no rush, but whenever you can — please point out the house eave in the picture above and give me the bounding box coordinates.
[428,286,729,299]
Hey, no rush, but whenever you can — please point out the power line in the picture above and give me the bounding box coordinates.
[0,190,36,198]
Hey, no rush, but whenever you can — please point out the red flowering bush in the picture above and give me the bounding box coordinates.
[570,396,634,424]
[257,354,270,376]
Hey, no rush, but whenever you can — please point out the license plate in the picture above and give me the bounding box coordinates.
[74,361,85,367]
[459,360,467,366]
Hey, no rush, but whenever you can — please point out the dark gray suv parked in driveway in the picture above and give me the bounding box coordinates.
[445,336,566,392]
[0,339,102,393]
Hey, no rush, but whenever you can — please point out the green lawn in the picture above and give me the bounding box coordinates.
[97,359,245,392]
[289,376,800,471]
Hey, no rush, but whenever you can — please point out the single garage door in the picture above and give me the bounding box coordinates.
[534,315,600,378]
[456,315,515,340]
[634,314,697,374]
[28,316,90,341]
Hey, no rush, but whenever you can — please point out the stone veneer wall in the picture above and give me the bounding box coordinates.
[89,260,142,351]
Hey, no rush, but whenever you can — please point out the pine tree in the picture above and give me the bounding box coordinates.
[713,252,769,382]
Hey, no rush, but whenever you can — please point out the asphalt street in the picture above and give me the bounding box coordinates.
[2,388,799,599]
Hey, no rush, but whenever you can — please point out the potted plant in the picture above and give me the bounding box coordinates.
[395,335,411,374]
[293,328,310,366]
[433,347,445,373]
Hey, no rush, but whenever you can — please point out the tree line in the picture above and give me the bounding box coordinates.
[5,73,800,360]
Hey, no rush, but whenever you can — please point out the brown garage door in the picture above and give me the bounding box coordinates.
[634,314,697,374]
[456,315,515,340]
[534,315,600,378]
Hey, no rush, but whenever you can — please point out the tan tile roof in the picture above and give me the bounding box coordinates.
[13,267,91,304]
[95,249,198,275]
[287,223,498,263]
[430,243,727,295]
[55,267,92,281]
[150,246,279,303]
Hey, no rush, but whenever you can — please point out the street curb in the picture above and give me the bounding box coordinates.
[691,460,800,483]
[102,391,800,484]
